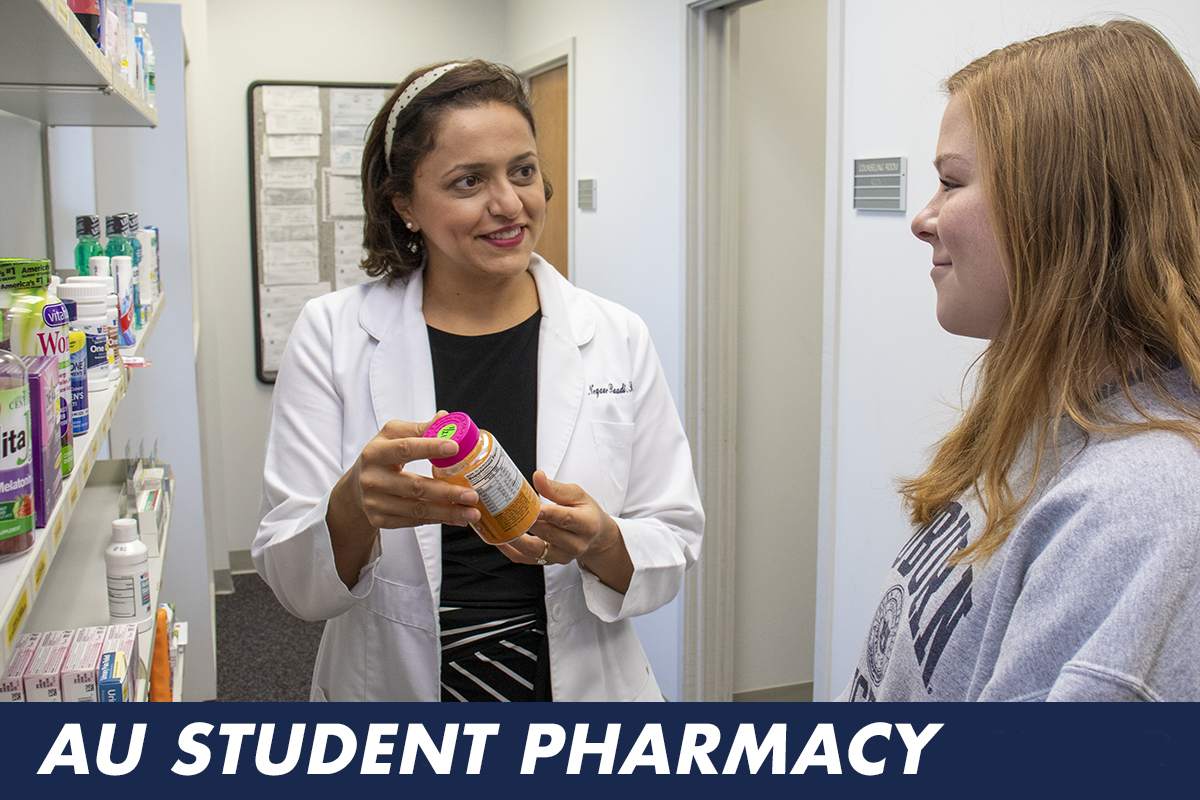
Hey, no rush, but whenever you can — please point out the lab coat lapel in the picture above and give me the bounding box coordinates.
[532,256,590,482]
[361,269,442,597]
[363,269,436,434]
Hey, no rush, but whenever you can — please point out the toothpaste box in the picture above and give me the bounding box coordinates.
[61,626,108,702]
[24,629,76,702]
[1,632,43,702]
[24,356,62,530]
[100,623,139,702]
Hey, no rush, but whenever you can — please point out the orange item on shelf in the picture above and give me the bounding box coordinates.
[149,608,172,701]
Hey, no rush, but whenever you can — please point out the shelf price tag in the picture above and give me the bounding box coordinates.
[69,483,80,508]
[52,517,65,549]
[56,0,69,25]
[33,551,48,591]
[5,588,29,649]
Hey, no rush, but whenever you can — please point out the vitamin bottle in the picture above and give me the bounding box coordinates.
[105,518,152,632]
[56,282,109,393]
[61,299,89,436]
[6,262,72,477]
[0,348,34,562]
[67,275,122,378]
[424,412,540,545]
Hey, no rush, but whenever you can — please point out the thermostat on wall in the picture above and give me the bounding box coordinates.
[853,157,906,211]
[578,178,597,211]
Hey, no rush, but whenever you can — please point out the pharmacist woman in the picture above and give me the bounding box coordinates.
[254,60,703,702]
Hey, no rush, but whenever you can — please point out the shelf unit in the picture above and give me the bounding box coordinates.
[2,1,205,700]
[0,0,156,127]
[0,296,164,671]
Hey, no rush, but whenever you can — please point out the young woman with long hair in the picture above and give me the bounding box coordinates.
[841,19,1200,701]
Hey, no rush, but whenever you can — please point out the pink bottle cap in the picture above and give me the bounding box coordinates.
[424,412,479,468]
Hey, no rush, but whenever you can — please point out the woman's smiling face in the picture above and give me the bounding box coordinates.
[393,101,546,285]
[911,95,1010,340]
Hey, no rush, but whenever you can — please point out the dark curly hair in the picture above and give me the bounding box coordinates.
[360,59,553,282]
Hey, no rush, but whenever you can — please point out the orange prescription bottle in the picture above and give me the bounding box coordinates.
[425,412,540,545]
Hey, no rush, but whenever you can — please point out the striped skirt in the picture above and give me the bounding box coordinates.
[439,604,552,702]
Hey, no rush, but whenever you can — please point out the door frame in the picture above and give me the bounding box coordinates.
[684,0,745,702]
[514,38,576,280]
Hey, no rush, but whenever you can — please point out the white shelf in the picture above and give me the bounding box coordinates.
[0,295,164,671]
[22,458,173,701]
[0,0,156,127]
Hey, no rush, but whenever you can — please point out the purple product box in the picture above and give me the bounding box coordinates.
[24,356,62,530]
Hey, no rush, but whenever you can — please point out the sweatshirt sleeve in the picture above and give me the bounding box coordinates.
[252,299,380,621]
[579,314,704,622]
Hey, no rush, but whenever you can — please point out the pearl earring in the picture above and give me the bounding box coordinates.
[406,222,414,230]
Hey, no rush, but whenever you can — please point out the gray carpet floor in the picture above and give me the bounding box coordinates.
[214,572,324,702]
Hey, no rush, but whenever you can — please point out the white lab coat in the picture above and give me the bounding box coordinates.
[254,255,704,701]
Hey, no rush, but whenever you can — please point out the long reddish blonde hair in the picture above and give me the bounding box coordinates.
[901,19,1200,561]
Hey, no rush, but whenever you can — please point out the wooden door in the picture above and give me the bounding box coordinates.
[529,64,569,279]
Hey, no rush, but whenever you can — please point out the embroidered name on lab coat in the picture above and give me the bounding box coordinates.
[589,381,634,397]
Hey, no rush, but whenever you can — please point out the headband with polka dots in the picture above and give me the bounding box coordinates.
[384,63,466,175]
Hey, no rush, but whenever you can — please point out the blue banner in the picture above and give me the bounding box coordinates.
[1,702,1193,798]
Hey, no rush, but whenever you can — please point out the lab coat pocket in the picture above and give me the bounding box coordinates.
[364,576,437,632]
[591,421,635,514]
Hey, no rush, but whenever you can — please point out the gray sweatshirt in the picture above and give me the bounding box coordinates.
[838,366,1200,701]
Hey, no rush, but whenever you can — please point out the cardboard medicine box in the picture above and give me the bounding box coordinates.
[24,629,75,702]
[100,623,139,702]
[0,632,43,702]
[97,651,129,702]
[61,626,108,702]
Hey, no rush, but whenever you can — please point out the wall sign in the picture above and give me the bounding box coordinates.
[853,157,906,212]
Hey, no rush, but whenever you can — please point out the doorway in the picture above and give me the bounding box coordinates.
[685,0,827,701]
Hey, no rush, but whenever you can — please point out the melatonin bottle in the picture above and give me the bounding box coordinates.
[424,412,540,545]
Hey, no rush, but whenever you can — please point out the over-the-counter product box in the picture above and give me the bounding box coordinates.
[24,355,62,529]
[22,628,75,702]
[99,623,139,702]
[1,632,43,702]
[129,461,172,555]
[61,626,108,702]
[0,623,141,702]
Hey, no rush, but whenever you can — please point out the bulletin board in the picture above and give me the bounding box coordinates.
[248,80,395,383]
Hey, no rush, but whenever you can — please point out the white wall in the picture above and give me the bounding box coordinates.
[502,0,690,701]
[818,0,1200,699]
